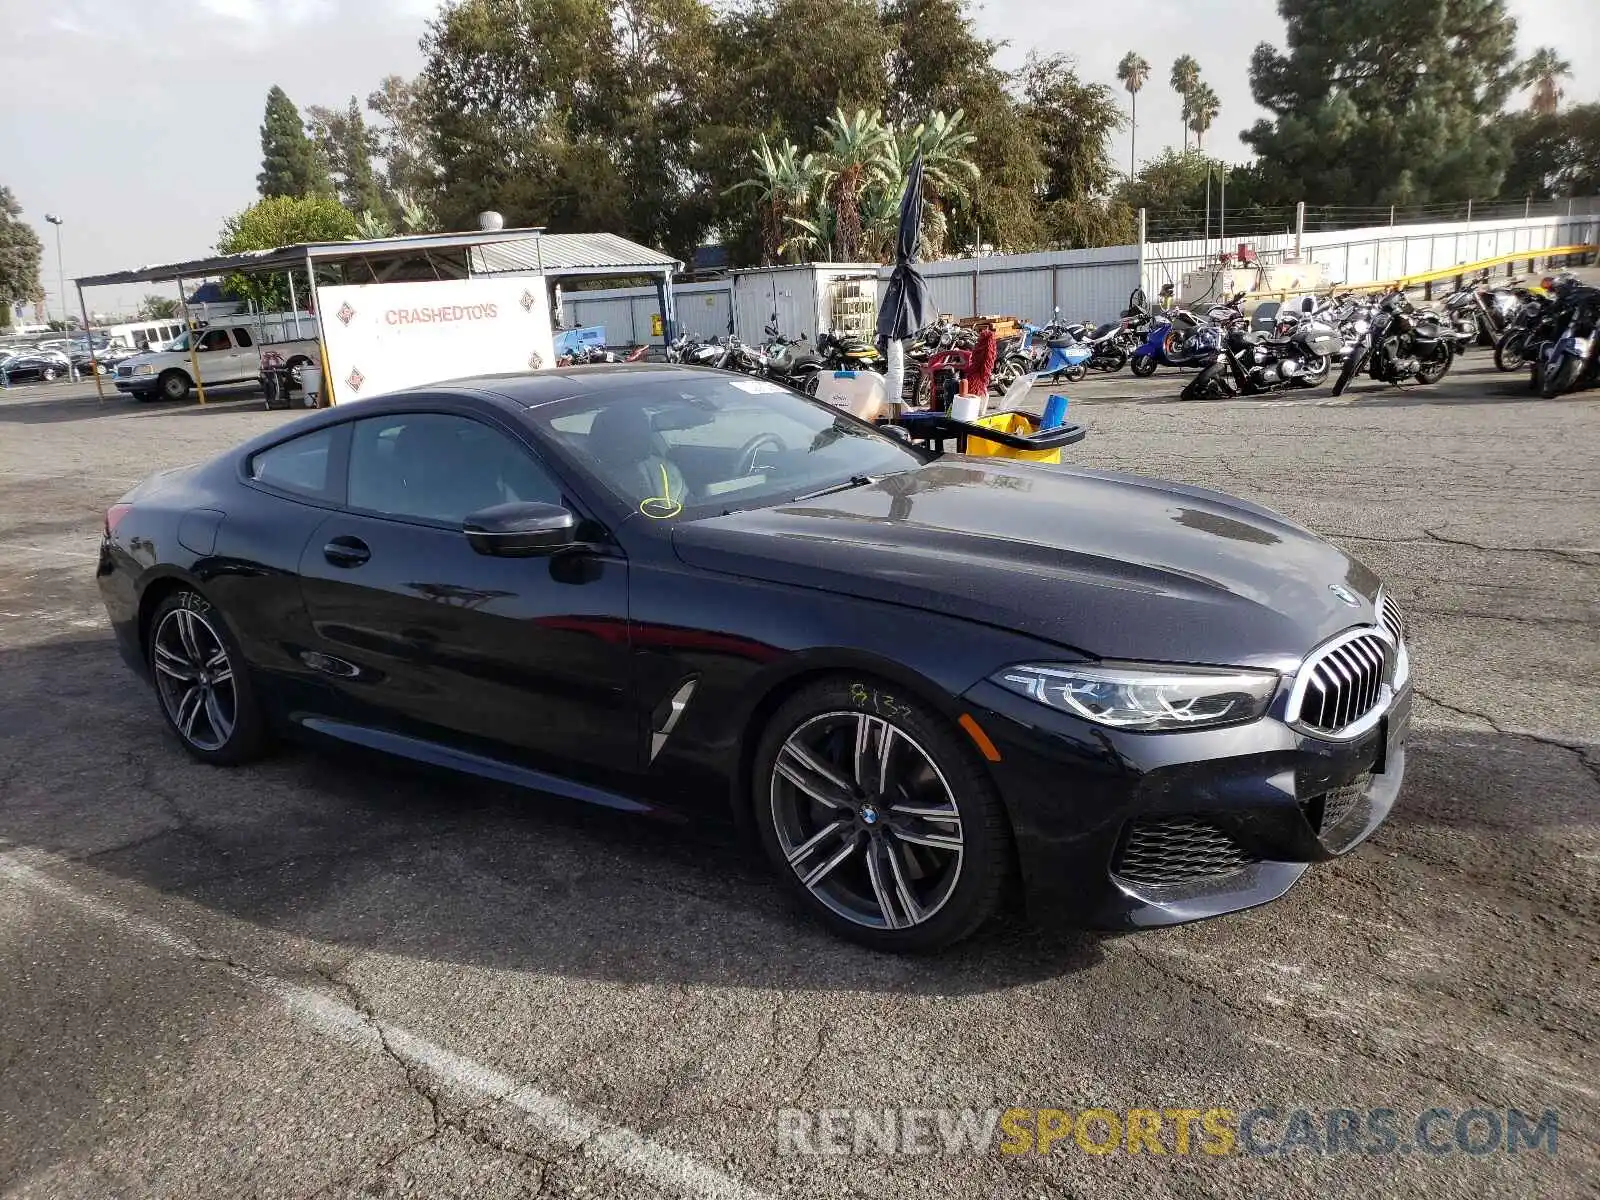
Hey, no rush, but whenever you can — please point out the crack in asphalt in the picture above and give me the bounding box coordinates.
[307,963,566,1196]
[1413,687,1600,791]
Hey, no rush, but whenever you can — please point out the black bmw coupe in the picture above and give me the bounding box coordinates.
[98,365,1411,951]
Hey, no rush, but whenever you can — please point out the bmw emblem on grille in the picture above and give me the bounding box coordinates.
[1328,584,1361,607]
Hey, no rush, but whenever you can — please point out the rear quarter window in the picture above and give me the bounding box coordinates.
[248,426,338,499]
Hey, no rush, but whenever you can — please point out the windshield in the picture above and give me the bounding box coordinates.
[161,332,191,351]
[531,376,924,522]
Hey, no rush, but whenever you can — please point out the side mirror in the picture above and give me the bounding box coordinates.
[464,501,576,557]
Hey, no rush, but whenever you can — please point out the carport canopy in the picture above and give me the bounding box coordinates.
[72,227,685,401]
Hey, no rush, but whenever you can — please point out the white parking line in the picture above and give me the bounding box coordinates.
[0,851,775,1200]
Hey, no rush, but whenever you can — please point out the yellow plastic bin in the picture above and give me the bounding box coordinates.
[963,411,1064,463]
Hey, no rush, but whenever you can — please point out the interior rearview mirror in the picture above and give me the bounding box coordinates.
[464,501,576,557]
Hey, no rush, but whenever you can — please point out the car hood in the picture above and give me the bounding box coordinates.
[671,459,1380,665]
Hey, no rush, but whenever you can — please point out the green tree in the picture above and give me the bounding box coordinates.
[367,75,438,203]
[257,86,333,199]
[1186,81,1220,149]
[728,135,826,263]
[1117,52,1151,178]
[1170,55,1200,150]
[1244,0,1519,205]
[421,0,717,259]
[1521,47,1571,117]
[138,294,182,320]
[1499,104,1600,199]
[0,187,43,315]
[307,97,391,218]
[216,194,358,309]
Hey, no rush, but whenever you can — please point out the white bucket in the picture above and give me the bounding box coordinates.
[949,392,984,423]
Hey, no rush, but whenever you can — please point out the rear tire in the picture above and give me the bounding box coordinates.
[1415,344,1453,385]
[752,676,1013,952]
[146,589,271,766]
[1295,353,1331,388]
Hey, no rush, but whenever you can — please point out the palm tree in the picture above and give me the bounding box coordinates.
[1523,47,1571,116]
[728,135,824,264]
[1116,52,1151,178]
[1186,82,1220,150]
[821,108,892,261]
[894,110,979,258]
[1170,55,1200,150]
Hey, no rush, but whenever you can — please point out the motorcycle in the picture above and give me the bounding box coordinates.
[1528,281,1600,398]
[1181,306,1341,400]
[1332,291,1454,397]
[814,330,885,373]
[759,325,827,394]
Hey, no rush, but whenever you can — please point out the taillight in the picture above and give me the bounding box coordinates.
[105,504,133,536]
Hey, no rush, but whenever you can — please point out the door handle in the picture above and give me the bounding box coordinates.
[323,535,371,568]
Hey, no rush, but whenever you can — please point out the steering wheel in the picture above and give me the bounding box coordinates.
[735,432,787,476]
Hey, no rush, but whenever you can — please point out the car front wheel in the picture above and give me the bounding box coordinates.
[753,677,1013,951]
[148,590,269,765]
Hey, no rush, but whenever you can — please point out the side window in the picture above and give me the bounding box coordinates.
[234,328,253,348]
[347,413,562,525]
[249,426,337,498]
[198,330,230,352]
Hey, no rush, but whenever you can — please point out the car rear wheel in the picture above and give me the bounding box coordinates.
[753,677,1012,951]
[148,590,269,765]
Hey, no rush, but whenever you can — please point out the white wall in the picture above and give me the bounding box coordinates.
[562,212,1598,345]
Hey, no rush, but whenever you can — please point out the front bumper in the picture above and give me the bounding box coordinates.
[962,677,1412,929]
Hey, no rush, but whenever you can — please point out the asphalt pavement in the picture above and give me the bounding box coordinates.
[0,357,1595,1199]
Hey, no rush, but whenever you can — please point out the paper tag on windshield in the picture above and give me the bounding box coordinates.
[729,379,786,394]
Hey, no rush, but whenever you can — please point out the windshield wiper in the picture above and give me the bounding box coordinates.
[791,475,881,503]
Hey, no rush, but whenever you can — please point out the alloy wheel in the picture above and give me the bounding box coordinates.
[769,711,963,930]
[151,606,237,752]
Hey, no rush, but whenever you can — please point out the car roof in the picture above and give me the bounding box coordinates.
[434,364,728,409]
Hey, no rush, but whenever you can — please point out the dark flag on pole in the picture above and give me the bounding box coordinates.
[876,150,929,345]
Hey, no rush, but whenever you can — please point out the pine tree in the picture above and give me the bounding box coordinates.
[307,97,392,219]
[257,86,333,199]
[1244,0,1519,205]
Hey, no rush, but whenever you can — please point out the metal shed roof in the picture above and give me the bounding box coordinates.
[472,232,681,277]
[74,227,553,288]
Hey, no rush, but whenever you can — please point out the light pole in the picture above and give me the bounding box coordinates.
[44,215,67,331]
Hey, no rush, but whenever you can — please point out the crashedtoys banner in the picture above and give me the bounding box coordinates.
[317,277,556,403]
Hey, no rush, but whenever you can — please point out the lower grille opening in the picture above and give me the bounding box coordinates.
[1113,816,1259,887]
[1300,772,1374,846]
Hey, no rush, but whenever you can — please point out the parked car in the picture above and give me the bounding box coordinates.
[98,365,1412,951]
[113,325,265,401]
[0,350,71,383]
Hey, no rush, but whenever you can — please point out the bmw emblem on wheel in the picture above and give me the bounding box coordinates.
[1329,584,1361,607]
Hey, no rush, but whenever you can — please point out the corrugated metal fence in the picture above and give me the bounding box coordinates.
[563,212,1600,342]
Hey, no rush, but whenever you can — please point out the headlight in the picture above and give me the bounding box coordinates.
[132,364,153,375]
[993,662,1280,731]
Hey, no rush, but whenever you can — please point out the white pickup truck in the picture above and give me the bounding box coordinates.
[112,323,319,403]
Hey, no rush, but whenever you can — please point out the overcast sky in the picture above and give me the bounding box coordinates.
[3,0,1594,317]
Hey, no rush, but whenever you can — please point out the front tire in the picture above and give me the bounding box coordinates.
[1540,354,1578,399]
[752,677,1013,952]
[1130,353,1157,378]
[1494,330,1528,372]
[158,370,191,402]
[147,590,270,765]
